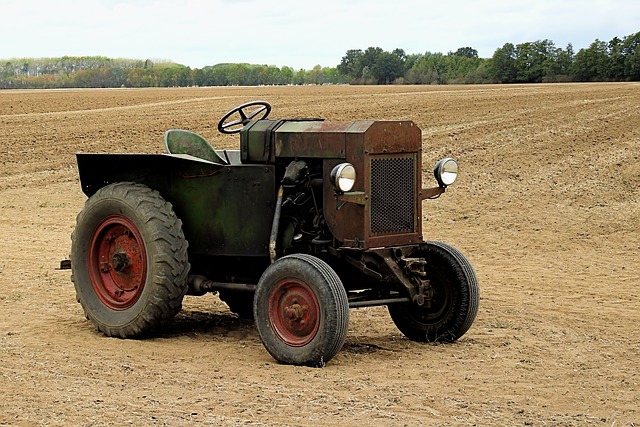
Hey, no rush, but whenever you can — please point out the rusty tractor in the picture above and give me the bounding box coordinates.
[66,100,479,367]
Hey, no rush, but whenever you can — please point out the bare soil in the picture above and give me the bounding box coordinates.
[0,84,638,426]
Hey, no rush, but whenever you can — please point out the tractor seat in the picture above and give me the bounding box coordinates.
[164,129,228,164]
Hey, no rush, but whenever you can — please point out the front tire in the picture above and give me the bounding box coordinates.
[71,182,190,338]
[388,241,479,342]
[253,254,349,367]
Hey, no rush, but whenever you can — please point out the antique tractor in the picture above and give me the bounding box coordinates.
[67,100,479,367]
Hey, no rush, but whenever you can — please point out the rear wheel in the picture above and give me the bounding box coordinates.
[253,254,349,367]
[388,241,479,342]
[71,182,189,338]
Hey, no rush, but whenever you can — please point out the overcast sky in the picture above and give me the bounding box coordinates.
[2,0,638,69]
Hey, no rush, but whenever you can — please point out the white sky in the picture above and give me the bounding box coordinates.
[2,0,638,69]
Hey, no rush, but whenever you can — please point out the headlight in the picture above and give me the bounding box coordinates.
[434,158,458,187]
[330,163,356,192]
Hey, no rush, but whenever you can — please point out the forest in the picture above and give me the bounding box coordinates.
[1,31,638,89]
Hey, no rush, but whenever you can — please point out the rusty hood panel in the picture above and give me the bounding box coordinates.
[274,121,374,159]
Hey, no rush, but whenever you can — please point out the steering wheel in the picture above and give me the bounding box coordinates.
[217,100,272,134]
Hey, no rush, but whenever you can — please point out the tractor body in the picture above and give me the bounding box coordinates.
[69,101,479,366]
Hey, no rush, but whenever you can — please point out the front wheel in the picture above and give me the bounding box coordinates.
[253,254,349,367]
[388,241,479,343]
[71,182,190,338]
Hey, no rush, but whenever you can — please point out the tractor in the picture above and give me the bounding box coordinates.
[66,100,479,367]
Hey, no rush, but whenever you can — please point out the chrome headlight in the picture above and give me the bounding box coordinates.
[434,158,458,187]
[330,163,356,192]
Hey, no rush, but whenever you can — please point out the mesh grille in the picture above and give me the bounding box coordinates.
[370,155,415,234]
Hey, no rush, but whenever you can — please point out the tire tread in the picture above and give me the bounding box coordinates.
[71,182,189,338]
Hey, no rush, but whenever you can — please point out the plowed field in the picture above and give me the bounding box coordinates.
[0,84,638,426]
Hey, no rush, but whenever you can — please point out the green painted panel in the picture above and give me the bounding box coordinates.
[167,164,276,257]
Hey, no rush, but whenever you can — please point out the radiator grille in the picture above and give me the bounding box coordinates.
[370,155,415,234]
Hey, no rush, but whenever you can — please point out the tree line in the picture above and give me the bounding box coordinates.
[0,56,346,89]
[1,31,638,89]
[339,31,639,84]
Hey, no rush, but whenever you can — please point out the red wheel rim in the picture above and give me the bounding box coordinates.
[88,215,147,310]
[268,279,320,346]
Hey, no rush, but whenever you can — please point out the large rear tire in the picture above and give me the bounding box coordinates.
[71,182,190,338]
[253,254,349,367]
[388,241,479,343]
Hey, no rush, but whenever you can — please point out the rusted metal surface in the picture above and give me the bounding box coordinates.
[336,191,366,206]
[268,278,320,346]
[88,215,147,310]
[77,116,429,292]
[233,118,423,251]
[269,185,285,262]
[421,186,446,199]
[322,121,423,249]
[274,121,352,159]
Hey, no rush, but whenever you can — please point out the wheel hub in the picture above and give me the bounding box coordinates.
[88,215,147,309]
[111,252,130,272]
[268,280,319,346]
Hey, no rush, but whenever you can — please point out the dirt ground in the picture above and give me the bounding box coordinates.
[0,83,638,426]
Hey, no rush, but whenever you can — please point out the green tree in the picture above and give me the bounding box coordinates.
[572,39,611,81]
[406,52,446,84]
[608,37,625,80]
[554,43,575,80]
[110,66,126,87]
[192,68,207,86]
[226,63,248,85]
[452,47,478,58]
[403,53,422,74]
[293,68,307,85]
[514,39,555,83]
[370,50,405,84]
[622,31,640,80]
[337,49,363,80]
[490,43,517,82]
[124,68,144,87]
[360,47,384,68]
[280,66,294,84]
[306,65,325,84]
[444,54,485,83]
